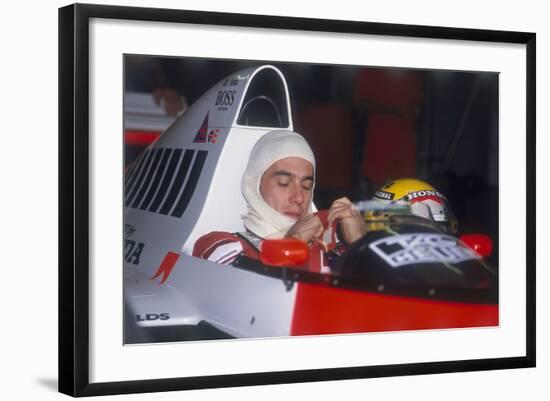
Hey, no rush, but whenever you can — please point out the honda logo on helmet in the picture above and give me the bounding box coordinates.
[405,190,446,202]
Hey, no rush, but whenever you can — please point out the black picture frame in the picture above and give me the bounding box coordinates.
[58,3,536,397]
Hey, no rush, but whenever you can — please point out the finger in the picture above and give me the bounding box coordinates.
[328,205,353,223]
[315,222,325,237]
[328,203,347,216]
[329,198,346,210]
[290,216,324,241]
[304,219,324,238]
[328,200,356,219]
[298,213,315,223]
[330,197,352,208]
[313,238,328,252]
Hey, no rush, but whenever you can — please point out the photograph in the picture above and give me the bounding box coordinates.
[55,2,537,397]
[123,55,500,344]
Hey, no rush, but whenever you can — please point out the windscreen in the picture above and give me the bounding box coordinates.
[237,69,290,128]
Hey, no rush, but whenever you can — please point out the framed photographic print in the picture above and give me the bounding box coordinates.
[58,2,536,397]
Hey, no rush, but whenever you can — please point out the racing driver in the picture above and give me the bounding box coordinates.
[192,130,367,272]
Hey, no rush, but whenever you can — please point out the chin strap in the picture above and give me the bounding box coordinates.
[314,210,338,251]
[301,211,340,274]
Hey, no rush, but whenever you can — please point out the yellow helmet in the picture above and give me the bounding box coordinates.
[373,178,458,233]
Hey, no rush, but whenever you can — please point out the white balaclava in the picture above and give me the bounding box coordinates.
[241,130,316,239]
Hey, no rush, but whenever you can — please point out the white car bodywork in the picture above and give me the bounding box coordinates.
[124,65,300,340]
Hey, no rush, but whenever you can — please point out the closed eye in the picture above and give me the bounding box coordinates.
[301,179,313,191]
[275,178,290,187]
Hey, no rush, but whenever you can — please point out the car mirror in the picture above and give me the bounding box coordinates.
[260,238,309,267]
[459,234,493,257]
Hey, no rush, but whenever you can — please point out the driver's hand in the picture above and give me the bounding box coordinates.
[327,197,367,244]
[285,214,325,245]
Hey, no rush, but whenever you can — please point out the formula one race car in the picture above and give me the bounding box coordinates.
[123,65,498,344]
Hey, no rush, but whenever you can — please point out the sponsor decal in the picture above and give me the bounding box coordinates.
[136,313,170,322]
[215,90,236,106]
[129,149,164,209]
[405,190,446,203]
[374,190,394,200]
[150,251,180,284]
[138,149,171,211]
[193,114,209,143]
[208,129,220,143]
[125,239,145,265]
[369,233,480,268]
[169,150,207,218]
[125,149,154,204]
[222,77,240,87]
[125,148,207,219]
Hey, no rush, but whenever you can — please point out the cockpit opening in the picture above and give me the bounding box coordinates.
[237,68,290,128]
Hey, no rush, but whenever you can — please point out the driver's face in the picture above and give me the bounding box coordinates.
[259,157,314,221]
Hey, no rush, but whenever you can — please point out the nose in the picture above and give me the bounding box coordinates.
[289,184,305,205]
